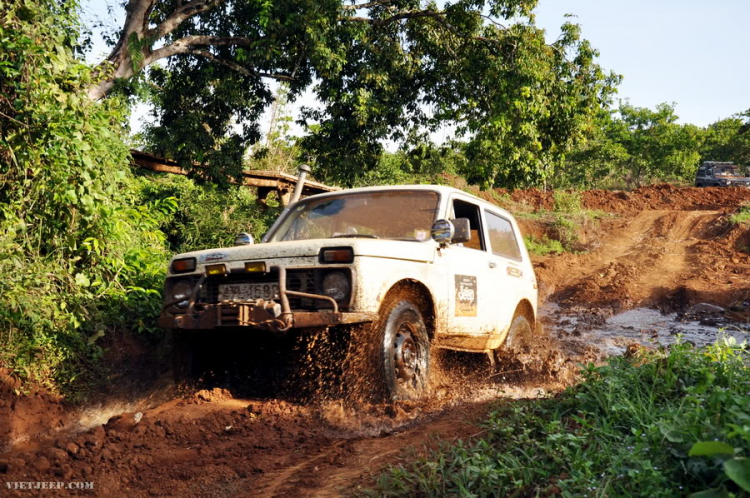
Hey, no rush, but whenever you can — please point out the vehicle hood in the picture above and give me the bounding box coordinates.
[171,238,437,266]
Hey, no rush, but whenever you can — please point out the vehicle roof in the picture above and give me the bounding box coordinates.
[299,184,515,216]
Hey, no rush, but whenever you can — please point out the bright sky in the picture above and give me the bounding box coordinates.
[534,0,750,127]
[82,0,750,135]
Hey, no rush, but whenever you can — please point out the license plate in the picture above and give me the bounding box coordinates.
[218,282,279,302]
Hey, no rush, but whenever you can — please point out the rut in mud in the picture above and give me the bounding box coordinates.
[1,185,749,498]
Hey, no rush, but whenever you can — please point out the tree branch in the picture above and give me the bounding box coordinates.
[145,35,261,65]
[344,10,442,26]
[341,0,393,10]
[149,0,225,41]
[190,49,294,81]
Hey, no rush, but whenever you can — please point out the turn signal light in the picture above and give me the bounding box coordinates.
[320,247,354,263]
[171,258,196,273]
[206,264,227,276]
[244,262,266,272]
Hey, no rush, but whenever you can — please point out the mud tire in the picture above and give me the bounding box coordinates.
[345,294,431,402]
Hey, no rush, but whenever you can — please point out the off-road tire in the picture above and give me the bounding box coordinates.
[345,293,431,402]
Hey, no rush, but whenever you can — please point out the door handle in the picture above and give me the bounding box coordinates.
[488,262,497,269]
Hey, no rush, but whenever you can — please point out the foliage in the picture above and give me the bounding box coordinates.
[560,103,703,189]
[702,111,750,167]
[89,0,617,189]
[730,204,750,226]
[524,235,565,256]
[135,173,281,253]
[0,0,172,397]
[365,339,750,497]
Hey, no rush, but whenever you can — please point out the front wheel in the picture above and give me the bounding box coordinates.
[345,295,431,402]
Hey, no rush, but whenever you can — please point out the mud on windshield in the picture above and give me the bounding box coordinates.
[270,190,440,242]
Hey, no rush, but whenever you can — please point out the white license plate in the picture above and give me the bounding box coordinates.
[218,282,279,302]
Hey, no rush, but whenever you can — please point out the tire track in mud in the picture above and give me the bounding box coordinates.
[545,210,722,310]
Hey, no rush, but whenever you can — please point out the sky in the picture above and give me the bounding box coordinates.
[82,0,750,137]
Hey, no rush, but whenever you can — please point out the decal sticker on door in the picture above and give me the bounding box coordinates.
[454,275,477,317]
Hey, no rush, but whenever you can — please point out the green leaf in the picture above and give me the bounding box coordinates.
[689,441,735,457]
[724,458,750,492]
[74,273,91,287]
[688,488,729,498]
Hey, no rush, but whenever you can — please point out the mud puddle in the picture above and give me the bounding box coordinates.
[547,303,750,357]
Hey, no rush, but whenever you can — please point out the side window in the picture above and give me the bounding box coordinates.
[697,167,706,176]
[486,211,522,260]
[452,199,485,251]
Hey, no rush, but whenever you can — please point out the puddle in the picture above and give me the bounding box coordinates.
[545,304,750,356]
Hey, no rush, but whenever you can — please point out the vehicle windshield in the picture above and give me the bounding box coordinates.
[715,166,741,176]
[269,190,440,242]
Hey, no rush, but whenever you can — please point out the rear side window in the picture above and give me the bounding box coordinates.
[486,211,522,260]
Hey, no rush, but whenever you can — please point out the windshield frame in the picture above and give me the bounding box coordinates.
[265,188,444,243]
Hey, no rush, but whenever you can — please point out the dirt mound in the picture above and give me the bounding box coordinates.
[499,184,750,213]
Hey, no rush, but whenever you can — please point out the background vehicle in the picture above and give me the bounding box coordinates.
[695,161,750,187]
[160,178,538,401]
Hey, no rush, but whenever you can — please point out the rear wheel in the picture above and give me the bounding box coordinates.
[345,293,431,402]
[502,312,534,355]
[493,311,535,379]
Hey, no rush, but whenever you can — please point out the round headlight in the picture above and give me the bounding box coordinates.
[322,272,350,302]
[171,280,193,308]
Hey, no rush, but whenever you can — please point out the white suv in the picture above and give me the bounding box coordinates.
[159,185,538,401]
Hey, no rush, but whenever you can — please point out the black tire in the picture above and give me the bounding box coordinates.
[345,294,431,402]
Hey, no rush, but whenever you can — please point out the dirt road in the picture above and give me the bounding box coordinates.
[1,185,748,497]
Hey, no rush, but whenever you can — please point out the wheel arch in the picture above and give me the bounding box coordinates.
[514,299,536,328]
[382,279,437,340]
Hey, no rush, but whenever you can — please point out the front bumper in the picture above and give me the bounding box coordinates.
[159,266,375,331]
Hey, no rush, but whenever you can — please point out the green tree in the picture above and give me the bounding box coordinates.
[702,111,750,167]
[88,0,617,188]
[561,103,703,188]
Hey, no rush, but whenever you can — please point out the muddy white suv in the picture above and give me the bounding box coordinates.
[159,185,538,401]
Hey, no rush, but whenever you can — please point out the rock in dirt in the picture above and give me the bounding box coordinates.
[194,387,232,403]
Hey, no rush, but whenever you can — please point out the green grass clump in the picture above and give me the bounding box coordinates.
[524,235,566,256]
[365,339,750,497]
[730,205,750,225]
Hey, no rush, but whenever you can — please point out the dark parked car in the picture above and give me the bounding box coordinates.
[695,161,750,187]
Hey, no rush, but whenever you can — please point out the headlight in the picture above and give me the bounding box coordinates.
[171,280,193,308]
[322,272,350,302]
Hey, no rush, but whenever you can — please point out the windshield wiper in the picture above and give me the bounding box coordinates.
[331,234,379,239]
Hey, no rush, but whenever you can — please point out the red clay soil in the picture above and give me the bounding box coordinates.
[0,185,749,497]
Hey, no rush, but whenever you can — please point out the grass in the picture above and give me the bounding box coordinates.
[524,235,566,256]
[361,338,750,497]
[730,204,750,225]
[510,191,612,254]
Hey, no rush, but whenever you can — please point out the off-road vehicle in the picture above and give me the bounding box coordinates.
[159,177,538,401]
[695,161,750,187]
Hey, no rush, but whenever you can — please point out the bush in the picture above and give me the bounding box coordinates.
[365,339,750,497]
[0,0,172,397]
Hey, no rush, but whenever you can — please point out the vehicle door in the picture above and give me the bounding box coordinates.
[696,166,706,186]
[434,195,496,349]
[483,209,527,345]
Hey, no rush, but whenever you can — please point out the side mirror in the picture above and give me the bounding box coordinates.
[431,218,472,245]
[235,232,254,246]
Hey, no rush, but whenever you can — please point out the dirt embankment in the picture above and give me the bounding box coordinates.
[1,185,749,497]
